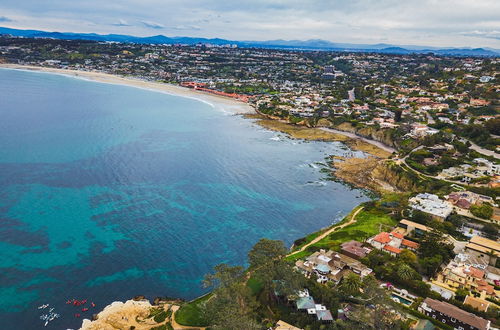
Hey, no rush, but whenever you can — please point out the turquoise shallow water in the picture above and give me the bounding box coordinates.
[0,68,369,329]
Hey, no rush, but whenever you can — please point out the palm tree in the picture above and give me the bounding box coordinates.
[340,273,362,295]
[397,263,414,281]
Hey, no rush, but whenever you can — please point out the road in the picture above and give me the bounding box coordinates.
[466,139,500,159]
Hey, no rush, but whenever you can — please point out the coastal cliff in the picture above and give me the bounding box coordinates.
[333,122,399,149]
[81,298,179,330]
[330,158,418,193]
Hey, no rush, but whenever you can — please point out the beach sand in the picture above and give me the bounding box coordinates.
[0,64,255,115]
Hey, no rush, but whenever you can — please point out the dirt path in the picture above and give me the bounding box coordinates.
[287,206,364,257]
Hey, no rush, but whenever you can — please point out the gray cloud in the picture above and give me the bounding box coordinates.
[141,20,165,29]
[112,19,131,27]
[0,16,13,22]
[460,30,500,40]
[0,0,498,48]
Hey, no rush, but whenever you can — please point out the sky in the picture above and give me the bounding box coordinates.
[0,0,499,48]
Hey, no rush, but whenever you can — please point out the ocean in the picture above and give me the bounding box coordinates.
[0,68,369,329]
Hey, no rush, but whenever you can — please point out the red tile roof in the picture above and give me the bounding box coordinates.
[464,267,485,279]
[390,231,404,239]
[383,245,402,254]
[401,239,419,250]
[373,232,391,244]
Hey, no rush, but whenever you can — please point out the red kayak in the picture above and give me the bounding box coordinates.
[82,308,89,312]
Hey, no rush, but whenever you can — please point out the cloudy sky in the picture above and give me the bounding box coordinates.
[1,0,499,48]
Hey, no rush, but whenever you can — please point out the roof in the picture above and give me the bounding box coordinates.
[422,298,490,330]
[275,320,303,330]
[466,243,498,256]
[469,236,500,253]
[464,296,490,312]
[373,232,392,244]
[384,245,402,254]
[341,240,369,258]
[296,296,316,310]
[390,231,404,239]
[464,267,485,279]
[399,219,431,232]
[456,199,472,209]
[402,239,419,249]
[316,309,334,321]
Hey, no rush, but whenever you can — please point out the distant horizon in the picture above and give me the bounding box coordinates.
[1,26,499,52]
[0,0,499,49]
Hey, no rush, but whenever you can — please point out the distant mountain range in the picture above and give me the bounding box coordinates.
[1,27,499,57]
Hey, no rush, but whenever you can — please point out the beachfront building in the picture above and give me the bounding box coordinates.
[409,193,453,221]
[295,250,372,284]
[419,298,490,330]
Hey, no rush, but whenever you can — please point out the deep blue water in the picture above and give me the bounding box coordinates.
[0,68,369,329]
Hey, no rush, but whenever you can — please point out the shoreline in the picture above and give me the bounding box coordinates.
[0,64,255,115]
[320,127,396,154]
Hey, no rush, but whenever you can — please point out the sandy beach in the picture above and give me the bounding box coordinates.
[0,64,255,115]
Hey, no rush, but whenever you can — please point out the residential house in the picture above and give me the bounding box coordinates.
[295,250,372,284]
[434,260,497,299]
[419,298,490,330]
[409,193,453,221]
[340,240,372,259]
[367,231,420,257]
[463,296,490,313]
[294,289,334,323]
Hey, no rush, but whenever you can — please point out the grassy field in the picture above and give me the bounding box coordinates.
[174,294,211,327]
[286,202,398,262]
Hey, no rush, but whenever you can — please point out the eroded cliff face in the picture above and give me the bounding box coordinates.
[331,157,418,194]
[335,123,398,149]
[372,162,418,192]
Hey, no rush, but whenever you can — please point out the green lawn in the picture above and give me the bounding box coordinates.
[290,206,361,252]
[296,206,397,253]
[175,294,211,327]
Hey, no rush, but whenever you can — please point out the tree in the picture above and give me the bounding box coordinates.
[248,239,304,302]
[248,238,287,269]
[397,263,416,281]
[455,288,469,301]
[339,273,362,296]
[470,204,493,219]
[399,249,418,267]
[482,223,499,240]
[203,264,245,289]
[202,263,259,329]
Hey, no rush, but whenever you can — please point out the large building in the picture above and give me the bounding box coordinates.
[465,236,500,267]
[419,298,490,330]
[409,193,453,221]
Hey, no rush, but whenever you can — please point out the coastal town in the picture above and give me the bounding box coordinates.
[0,34,499,330]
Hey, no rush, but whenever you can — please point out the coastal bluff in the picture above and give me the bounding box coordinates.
[81,298,175,330]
